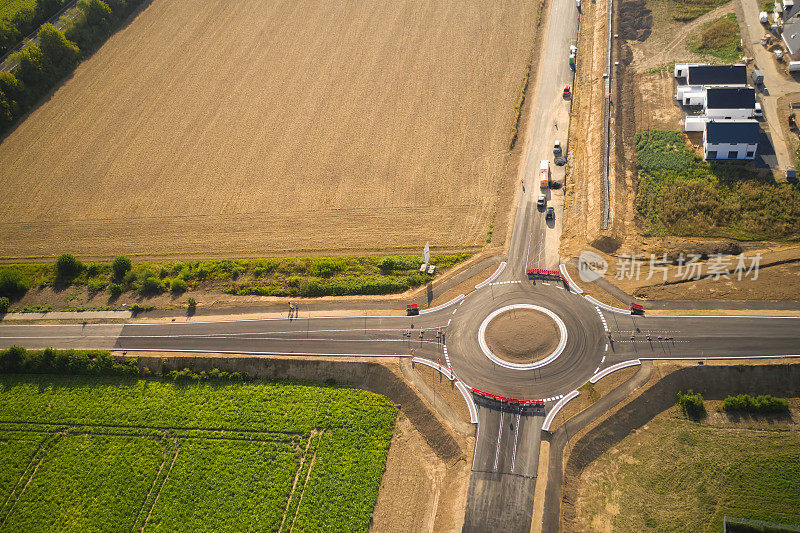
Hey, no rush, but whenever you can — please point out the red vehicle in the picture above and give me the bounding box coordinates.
[563,85,571,98]
[630,303,644,315]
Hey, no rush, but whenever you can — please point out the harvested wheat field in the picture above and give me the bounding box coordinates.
[0,0,539,259]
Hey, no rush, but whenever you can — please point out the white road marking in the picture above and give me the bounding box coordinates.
[494,410,504,471]
[511,413,520,472]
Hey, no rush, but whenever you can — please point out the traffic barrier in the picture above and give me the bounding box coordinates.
[471,388,545,407]
[558,264,583,293]
[542,390,579,431]
[475,261,507,289]
[455,381,479,423]
[526,268,563,281]
[589,359,641,384]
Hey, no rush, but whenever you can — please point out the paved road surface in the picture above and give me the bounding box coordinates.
[3,0,800,530]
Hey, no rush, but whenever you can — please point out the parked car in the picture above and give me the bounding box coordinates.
[537,194,546,210]
[563,85,571,98]
[754,102,762,118]
[553,140,562,157]
[546,207,555,221]
[576,0,581,9]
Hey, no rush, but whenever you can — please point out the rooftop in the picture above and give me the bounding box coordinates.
[687,65,747,86]
[705,120,760,145]
[706,87,756,109]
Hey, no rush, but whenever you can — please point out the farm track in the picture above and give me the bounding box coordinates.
[0,0,539,259]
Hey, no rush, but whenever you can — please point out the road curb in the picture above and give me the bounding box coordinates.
[542,390,579,431]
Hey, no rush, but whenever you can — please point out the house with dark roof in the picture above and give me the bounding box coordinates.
[703,120,760,160]
[777,0,800,59]
[704,87,756,119]
[685,65,747,86]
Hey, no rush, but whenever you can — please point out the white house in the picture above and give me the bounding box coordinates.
[684,116,709,132]
[703,120,759,160]
[704,87,756,119]
[676,85,706,105]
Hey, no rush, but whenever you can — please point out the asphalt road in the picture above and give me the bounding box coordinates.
[2,0,800,530]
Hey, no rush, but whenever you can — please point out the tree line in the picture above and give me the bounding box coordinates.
[0,0,148,135]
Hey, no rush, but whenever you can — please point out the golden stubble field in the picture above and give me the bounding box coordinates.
[0,0,539,259]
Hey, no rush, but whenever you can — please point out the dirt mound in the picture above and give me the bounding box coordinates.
[618,0,652,42]
[484,309,560,364]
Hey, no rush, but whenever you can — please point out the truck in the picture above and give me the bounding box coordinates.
[539,160,550,188]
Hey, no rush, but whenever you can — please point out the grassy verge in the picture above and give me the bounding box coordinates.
[668,0,731,21]
[0,373,397,532]
[634,130,800,240]
[0,253,471,307]
[688,12,742,62]
[576,406,800,531]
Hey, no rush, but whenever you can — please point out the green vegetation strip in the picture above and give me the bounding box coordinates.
[0,253,470,306]
[635,130,800,241]
[578,413,800,531]
[688,13,742,62]
[0,374,397,531]
[669,0,731,21]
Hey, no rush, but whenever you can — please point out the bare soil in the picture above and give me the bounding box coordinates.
[483,309,559,364]
[371,414,470,533]
[0,0,540,260]
[560,0,608,260]
[546,366,639,432]
[412,365,471,426]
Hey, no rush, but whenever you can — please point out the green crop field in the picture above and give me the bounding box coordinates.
[574,410,800,531]
[0,374,397,532]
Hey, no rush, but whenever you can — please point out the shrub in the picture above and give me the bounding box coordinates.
[170,277,188,293]
[0,345,25,371]
[723,394,790,413]
[187,297,197,308]
[112,255,132,280]
[0,269,30,297]
[85,263,100,277]
[108,282,123,297]
[310,258,345,277]
[0,296,9,313]
[139,276,165,295]
[87,278,106,292]
[677,389,706,417]
[55,253,82,280]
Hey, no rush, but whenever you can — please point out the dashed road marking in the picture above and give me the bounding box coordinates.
[594,307,609,332]
[447,319,451,327]
[489,280,523,286]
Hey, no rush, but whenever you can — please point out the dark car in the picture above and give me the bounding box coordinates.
[545,207,555,221]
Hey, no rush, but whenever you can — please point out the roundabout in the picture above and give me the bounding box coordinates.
[478,304,567,370]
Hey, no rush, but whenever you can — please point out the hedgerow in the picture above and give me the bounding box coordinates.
[0,253,471,303]
[0,0,150,135]
[723,394,790,413]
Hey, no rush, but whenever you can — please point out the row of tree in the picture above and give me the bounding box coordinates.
[0,0,65,56]
[0,0,147,134]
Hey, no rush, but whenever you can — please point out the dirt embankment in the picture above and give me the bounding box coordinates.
[120,353,474,532]
[560,361,800,530]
